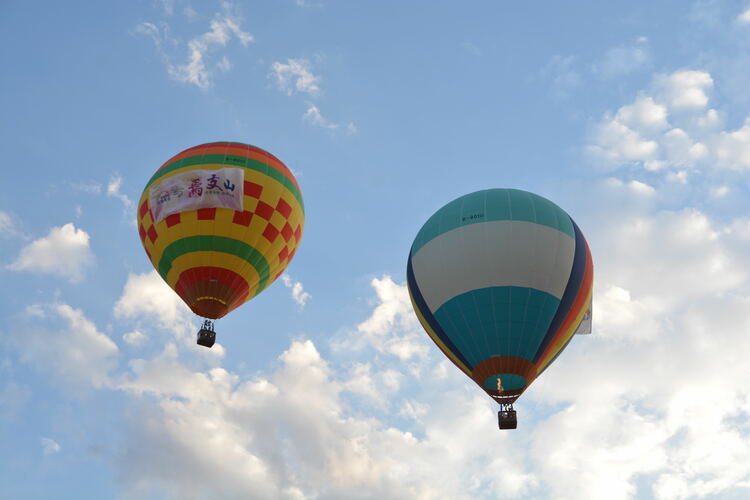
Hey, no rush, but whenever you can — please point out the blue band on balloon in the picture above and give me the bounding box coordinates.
[532,218,588,363]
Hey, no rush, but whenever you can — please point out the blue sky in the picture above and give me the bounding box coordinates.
[3,1,750,499]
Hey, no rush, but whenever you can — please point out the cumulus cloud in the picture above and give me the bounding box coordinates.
[655,70,713,110]
[113,331,536,500]
[114,270,193,337]
[269,58,321,96]
[714,118,750,170]
[585,69,750,173]
[8,223,94,283]
[16,218,750,499]
[337,275,428,362]
[281,274,311,308]
[123,330,147,346]
[15,304,118,391]
[136,5,253,90]
[519,170,750,498]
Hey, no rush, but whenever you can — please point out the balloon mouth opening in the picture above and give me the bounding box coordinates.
[483,374,527,392]
[191,298,228,319]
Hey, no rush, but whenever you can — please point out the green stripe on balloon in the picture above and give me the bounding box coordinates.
[158,235,271,295]
[145,154,305,213]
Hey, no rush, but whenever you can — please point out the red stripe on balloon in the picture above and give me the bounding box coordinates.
[157,143,300,194]
[174,266,250,303]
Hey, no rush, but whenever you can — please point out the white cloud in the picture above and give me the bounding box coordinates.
[268,57,355,135]
[710,184,730,197]
[585,69,750,172]
[737,7,750,24]
[655,70,713,110]
[107,175,136,225]
[40,437,61,455]
[597,208,744,309]
[586,115,660,167]
[107,175,134,208]
[303,103,357,134]
[114,270,193,337]
[136,6,253,90]
[281,274,311,308]
[123,330,147,346]
[0,210,23,239]
[0,211,13,234]
[591,285,661,342]
[270,58,321,96]
[592,37,650,78]
[345,275,427,362]
[16,226,750,499]
[615,96,669,133]
[713,117,750,170]
[16,304,118,391]
[169,14,252,89]
[399,399,428,420]
[524,205,750,499]
[8,223,94,283]
[113,332,536,500]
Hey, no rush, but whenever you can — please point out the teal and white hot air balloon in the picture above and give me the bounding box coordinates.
[406,189,593,429]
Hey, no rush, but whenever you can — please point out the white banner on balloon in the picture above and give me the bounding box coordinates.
[149,167,245,223]
[574,304,592,335]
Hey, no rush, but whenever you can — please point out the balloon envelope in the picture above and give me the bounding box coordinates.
[407,189,592,403]
[137,142,304,319]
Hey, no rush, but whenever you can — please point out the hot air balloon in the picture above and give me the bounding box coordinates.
[406,189,592,429]
[137,142,304,347]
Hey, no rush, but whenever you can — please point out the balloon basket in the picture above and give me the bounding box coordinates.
[498,403,517,430]
[197,319,216,348]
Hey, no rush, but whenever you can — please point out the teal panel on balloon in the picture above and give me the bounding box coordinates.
[432,286,560,367]
[411,189,575,255]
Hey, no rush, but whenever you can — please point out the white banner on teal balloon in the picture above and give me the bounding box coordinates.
[574,304,592,335]
[149,167,245,223]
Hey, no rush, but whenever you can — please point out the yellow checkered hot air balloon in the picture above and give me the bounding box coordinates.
[137,142,304,347]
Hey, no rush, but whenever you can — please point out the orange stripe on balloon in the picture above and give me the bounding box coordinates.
[156,143,300,193]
